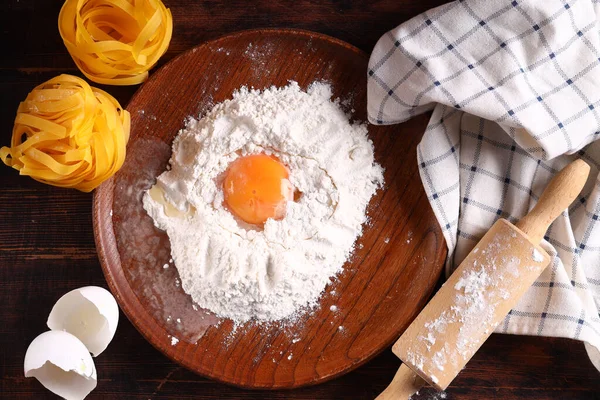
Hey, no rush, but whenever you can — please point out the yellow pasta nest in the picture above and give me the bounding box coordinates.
[59,0,173,85]
[0,74,130,192]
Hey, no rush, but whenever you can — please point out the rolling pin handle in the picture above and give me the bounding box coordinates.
[376,364,426,400]
[516,159,590,244]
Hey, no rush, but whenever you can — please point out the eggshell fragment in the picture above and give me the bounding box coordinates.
[24,330,97,400]
[47,286,119,357]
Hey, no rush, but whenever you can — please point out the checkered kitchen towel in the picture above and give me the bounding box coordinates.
[368,0,600,370]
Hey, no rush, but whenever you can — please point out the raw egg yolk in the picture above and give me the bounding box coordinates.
[223,154,294,225]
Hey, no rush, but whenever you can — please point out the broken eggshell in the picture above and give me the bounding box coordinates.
[47,286,119,357]
[24,330,97,400]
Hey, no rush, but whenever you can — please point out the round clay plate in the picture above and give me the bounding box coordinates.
[93,29,446,389]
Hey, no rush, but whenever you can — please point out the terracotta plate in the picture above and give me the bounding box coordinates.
[93,29,446,389]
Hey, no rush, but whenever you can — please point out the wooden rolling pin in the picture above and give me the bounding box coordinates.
[378,159,590,399]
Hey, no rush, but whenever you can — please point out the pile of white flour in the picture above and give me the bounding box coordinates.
[143,82,383,322]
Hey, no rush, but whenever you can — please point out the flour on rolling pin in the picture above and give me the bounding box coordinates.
[396,219,551,388]
[378,160,589,398]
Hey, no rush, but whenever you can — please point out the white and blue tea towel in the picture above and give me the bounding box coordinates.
[368,0,600,370]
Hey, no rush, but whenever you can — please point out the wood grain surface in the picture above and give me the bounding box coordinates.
[2,0,600,399]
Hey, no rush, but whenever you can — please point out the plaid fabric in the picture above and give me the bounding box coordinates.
[368,0,600,370]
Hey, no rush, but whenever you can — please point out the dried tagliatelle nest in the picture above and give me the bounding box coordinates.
[0,74,130,192]
[59,0,173,85]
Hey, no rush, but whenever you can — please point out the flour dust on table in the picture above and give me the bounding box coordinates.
[143,82,384,323]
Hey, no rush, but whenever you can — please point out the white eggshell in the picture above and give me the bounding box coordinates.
[24,330,97,400]
[47,286,119,357]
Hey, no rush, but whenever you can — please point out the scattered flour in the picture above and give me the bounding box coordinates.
[454,268,490,294]
[532,248,544,262]
[408,390,447,400]
[170,336,179,346]
[431,350,446,371]
[143,82,383,323]
[423,332,436,346]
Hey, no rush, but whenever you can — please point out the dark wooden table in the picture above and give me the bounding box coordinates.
[1,1,599,399]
